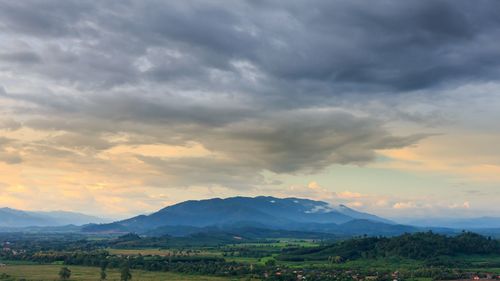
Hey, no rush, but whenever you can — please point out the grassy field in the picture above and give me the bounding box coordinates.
[0,265,246,281]
[108,248,174,256]
[107,247,278,266]
[107,248,219,257]
[229,239,319,248]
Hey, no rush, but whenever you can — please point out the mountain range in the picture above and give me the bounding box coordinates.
[82,196,413,236]
[4,196,500,237]
[397,216,500,229]
[0,207,108,228]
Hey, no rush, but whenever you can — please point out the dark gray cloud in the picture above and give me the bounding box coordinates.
[0,51,42,65]
[135,108,424,187]
[0,0,497,188]
[0,1,96,37]
[137,156,268,189]
[1,85,427,187]
[2,0,500,94]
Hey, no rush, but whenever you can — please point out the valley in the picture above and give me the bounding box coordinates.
[2,231,500,281]
[2,1,498,280]
[2,197,500,280]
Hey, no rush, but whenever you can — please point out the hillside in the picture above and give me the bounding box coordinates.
[0,207,107,227]
[278,231,500,262]
[83,196,403,235]
[400,217,500,229]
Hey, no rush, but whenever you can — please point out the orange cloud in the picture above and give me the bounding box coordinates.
[337,191,363,199]
[377,134,500,183]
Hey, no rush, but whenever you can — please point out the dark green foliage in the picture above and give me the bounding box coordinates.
[58,267,71,280]
[279,231,500,261]
[0,273,15,281]
[100,260,108,280]
[116,233,142,242]
[110,232,253,248]
[2,231,500,281]
[120,263,132,281]
[265,259,276,267]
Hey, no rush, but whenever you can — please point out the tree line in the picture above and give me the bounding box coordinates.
[279,231,500,261]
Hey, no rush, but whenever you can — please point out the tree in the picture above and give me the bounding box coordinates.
[100,261,108,280]
[120,264,132,281]
[265,259,276,267]
[334,256,344,263]
[58,267,71,280]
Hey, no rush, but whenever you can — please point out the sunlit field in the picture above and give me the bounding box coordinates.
[0,264,246,281]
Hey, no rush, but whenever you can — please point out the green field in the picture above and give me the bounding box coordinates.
[228,239,319,248]
[282,256,424,271]
[3,232,500,280]
[0,264,246,281]
[107,248,218,257]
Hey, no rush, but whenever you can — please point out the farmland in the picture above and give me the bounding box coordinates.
[2,232,500,280]
[0,264,242,281]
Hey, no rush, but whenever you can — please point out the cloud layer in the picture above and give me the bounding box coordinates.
[1,0,500,215]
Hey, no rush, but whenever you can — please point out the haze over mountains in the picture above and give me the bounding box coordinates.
[82,196,402,235]
[118,196,390,226]
[0,207,108,228]
[3,196,500,236]
[398,217,500,229]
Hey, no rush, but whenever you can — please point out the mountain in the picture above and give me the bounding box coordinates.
[144,225,340,239]
[334,219,416,235]
[0,207,107,227]
[0,224,83,233]
[397,217,500,229]
[334,204,394,224]
[83,196,396,235]
[0,208,52,227]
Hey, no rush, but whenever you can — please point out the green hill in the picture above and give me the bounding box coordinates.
[279,231,500,262]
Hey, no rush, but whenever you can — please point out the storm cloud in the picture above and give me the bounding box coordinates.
[1,0,500,189]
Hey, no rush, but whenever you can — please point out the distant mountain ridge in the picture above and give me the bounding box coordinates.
[0,207,107,227]
[5,197,500,237]
[398,216,500,229]
[83,196,400,235]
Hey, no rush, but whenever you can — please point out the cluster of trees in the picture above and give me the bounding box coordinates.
[262,266,488,281]
[0,249,260,277]
[0,231,253,254]
[221,246,278,258]
[0,273,15,281]
[108,232,252,249]
[56,264,132,281]
[58,267,71,280]
[280,231,500,262]
[3,231,500,281]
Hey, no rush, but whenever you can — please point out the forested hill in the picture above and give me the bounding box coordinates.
[279,231,500,261]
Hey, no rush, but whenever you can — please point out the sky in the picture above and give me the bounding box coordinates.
[1,0,500,219]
